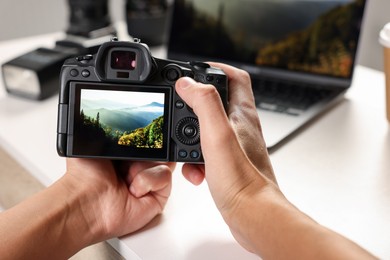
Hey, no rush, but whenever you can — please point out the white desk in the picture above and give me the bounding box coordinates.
[0,34,389,259]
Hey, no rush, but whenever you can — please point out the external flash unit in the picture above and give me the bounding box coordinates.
[1,0,115,100]
[2,46,79,100]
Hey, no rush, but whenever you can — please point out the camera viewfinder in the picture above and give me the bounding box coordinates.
[111,51,136,70]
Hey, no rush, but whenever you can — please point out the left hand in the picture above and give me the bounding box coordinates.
[63,158,176,241]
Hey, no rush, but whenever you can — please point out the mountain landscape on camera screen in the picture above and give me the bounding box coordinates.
[78,97,165,149]
[82,99,164,132]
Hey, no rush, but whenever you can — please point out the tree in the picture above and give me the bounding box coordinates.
[96,112,100,127]
[80,109,85,122]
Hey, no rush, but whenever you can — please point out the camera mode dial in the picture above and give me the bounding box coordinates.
[175,117,200,145]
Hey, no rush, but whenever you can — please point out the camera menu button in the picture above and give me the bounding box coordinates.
[175,100,185,109]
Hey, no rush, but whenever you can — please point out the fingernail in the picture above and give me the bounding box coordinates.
[177,77,195,89]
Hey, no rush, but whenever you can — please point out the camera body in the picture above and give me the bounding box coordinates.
[57,39,228,163]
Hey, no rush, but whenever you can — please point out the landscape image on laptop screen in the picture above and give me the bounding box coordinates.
[169,0,365,79]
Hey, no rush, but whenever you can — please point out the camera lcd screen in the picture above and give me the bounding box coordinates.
[68,82,171,160]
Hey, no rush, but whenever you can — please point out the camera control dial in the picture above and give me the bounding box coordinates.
[175,117,200,145]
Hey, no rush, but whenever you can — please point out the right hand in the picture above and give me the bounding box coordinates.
[175,63,376,259]
[175,63,280,252]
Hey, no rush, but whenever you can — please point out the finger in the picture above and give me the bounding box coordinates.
[130,161,176,174]
[207,63,275,182]
[123,161,176,186]
[181,163,205,186]
[208,62,264,138]
[207,62,256,109]
[175,77,251,183]
[130,165,172,198]
[175,77,236,158]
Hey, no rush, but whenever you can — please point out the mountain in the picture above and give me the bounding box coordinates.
[118,115,164,148]
[121,102,165,113]
[82,102,164,133]
[254,0,364,77]
[222,0,353,43]
[147,102,164,107]
[81,99,133,111]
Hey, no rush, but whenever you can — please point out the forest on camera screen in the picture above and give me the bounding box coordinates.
[170,0,365,78]
[77,89,165,150]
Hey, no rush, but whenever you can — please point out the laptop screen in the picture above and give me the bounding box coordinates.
[167,0,366,81]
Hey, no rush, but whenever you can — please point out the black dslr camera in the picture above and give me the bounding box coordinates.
[56,39,228,163]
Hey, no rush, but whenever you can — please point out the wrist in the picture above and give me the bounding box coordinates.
[222,182,293,255]
[0,174,108,259]
[56,174,107,246]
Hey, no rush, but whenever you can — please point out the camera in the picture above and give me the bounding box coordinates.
[126,0,170,46]
[66,0,114,38]
[56,39,228,163]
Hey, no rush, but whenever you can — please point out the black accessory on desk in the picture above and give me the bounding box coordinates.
[2,42,88,100]
[126,0,170,46]
[1,0,115,100]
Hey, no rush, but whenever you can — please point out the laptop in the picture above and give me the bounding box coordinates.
[166,0,367,150]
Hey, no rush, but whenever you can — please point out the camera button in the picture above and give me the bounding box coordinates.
[190,150,200,159]
[184,71,194,78]
[206,75,214,82]
[190,61,210,69]
[178,150,188,158]
[194,74,205,83]
[166,68,180,81]
[83,54,93,60]
[175,100,185,109]
[81,70,90,77]
[76,55,92,61]
[184,125,197,137]
[175,117,200,145]
[70,69,79,77]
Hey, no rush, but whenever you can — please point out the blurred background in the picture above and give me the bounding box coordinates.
[0,0,389,71]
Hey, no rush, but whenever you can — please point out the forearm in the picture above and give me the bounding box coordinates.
[230,188,376,259]
[0,176,99,259]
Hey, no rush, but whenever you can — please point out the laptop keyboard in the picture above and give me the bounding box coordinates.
[252,79,340,116]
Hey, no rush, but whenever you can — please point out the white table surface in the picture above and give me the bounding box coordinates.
[0,34,389,259]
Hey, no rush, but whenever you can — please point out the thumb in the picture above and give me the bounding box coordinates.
[175,77,252,186]
[175,77,232,158]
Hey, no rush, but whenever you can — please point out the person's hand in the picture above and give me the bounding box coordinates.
[177,63,276,186]
[175,64,376,259]
[176,62,277,186]
[175,63,280,252]
[63,158,176,242]
[0,158,176,260]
